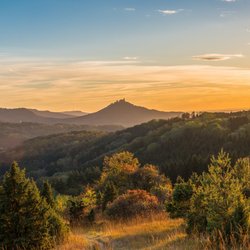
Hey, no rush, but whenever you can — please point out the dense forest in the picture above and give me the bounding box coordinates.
[1,111,250,195]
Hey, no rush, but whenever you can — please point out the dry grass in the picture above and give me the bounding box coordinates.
[57,213,206,250]
[58,213,249,249]
[55,230,90,250]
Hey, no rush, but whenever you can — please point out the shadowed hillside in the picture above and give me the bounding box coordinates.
[2,110,250,194]
[0,122,122,153]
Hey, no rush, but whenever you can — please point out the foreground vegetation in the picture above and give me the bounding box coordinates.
[0,150,249,249]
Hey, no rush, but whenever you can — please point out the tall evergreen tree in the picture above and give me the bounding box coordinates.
[41,180,55,209]
[0,162,52,249]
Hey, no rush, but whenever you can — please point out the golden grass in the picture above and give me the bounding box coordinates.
[55,230,90,250]
[58,213,206,250]
[58,213,250,249]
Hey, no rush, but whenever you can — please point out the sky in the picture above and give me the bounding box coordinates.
[0,0,250,112]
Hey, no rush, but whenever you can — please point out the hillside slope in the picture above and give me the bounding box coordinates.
[2,111,250,194]
[0,122,122,152]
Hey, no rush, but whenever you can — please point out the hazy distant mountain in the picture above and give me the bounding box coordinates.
[29,109,75,119]
[0,101,181,126]
[62,111,88,117]
[0,122,122,152]
[0,108,87,124]
[0,108,59,124]
[64,99,182,127]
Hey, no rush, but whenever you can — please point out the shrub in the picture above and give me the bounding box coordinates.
[68,186,97,225]
[48,209,69,244]
[41,180,56,209]
[99,152,139,194]
[68,197,86,226]
[106,189,160,220]
[187,151,250,245]
[101,181,118,211]
[133,164,171,196]
[98,152,172,206]
[166,177,193,218]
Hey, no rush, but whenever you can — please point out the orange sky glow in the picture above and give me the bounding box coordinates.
[1,59,250,112]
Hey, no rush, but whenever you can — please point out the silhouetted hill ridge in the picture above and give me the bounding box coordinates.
[65,99,182,127]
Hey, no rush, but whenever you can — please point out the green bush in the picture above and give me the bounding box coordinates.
[166,177,193,218]
[41,180,56,209]
[99,152,139,194]
[187,151,250,245]
[98,152,172,207]
[48,209,69,244]
[68,186,97,225]
[106,189,160,220]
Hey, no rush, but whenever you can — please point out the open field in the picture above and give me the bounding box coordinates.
[57,214,207,250]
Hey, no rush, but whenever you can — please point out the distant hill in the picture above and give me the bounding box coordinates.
[0,108,88,124]
[64,99,182,127]
[0,101,180,127]
[29,109,75,119]
[0,108,59,124]
[62,111,88,117]
[0,122,122,152]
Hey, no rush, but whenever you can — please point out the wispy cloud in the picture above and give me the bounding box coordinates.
[220,10,236,18]
[123,57,138,60]
[158,9,183,15]
[222,0,237,2]
[0,57,250,112]
[124,8,135,11]
[193,53,244,61]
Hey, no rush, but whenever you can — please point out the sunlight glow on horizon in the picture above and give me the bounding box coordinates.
[0,57,250,113]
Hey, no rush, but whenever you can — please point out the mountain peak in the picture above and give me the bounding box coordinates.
[112,99,129,105]
[67,99,182,127]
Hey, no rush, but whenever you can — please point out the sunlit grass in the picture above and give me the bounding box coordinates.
[58,212,249,249]
[55,230,90,250]
[58,213,206,250]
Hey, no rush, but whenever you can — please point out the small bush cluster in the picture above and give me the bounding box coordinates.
[106,189,161,220]
[65,152,170,223]
[98,152,172,210]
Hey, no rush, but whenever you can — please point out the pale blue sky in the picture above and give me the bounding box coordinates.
[0,0,249,66]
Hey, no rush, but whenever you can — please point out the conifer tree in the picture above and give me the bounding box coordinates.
[41,180,55,209]
[102,181,118,211]
[0,162,52,249]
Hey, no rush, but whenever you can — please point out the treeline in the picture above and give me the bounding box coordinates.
[1,151,249,249]
[1,111,250,195]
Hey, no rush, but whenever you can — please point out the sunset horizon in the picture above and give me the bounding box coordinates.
[1,0,250,112]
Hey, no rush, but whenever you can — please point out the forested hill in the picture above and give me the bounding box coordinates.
[0,122,123,152]
[1,111,250,194]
